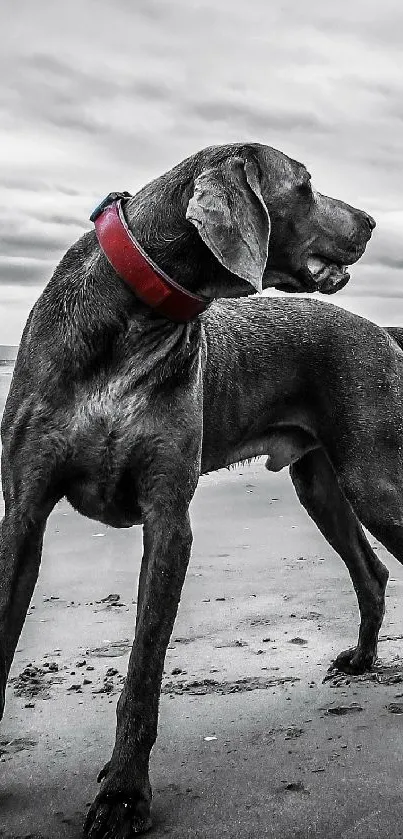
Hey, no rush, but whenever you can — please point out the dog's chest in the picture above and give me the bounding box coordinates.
[64,380,149,527]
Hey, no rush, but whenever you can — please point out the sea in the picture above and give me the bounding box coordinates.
[0,360,14,416]
[0,363,13,489]
[0,361,13,417]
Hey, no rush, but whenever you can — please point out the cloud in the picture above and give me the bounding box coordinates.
[0,258,54,286]
[1,233,68,258]
[190,99,331,135]
[0,200,90,271]
[0,0,402,342]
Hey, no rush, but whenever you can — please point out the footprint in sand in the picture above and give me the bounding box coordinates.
[0,736,38,758]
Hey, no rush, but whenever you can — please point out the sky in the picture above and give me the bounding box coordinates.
[0,0,402,344]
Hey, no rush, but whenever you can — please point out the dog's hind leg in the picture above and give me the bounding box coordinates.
[343,470,403,575]
[0,444,62,718]
[290,447,389,674]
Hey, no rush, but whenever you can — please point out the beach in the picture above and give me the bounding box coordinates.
[0,366,403,838]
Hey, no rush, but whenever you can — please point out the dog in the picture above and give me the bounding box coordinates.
[1,141,392,837]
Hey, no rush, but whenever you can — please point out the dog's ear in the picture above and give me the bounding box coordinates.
[186,156,270,293]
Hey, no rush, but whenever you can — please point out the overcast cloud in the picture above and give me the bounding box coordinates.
[0,0,402,342]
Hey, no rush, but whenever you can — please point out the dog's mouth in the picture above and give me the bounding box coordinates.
[305,255,350,295]
[273,256,350,295]
[268,249,360,296]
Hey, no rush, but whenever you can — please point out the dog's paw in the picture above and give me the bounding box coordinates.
[84,792,152,838]
[331,646,375,675]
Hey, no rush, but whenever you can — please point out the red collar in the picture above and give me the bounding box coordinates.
[90,192,212,322]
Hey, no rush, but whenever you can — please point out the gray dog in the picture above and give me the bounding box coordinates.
[2,142,398,837]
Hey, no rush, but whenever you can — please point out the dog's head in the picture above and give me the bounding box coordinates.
[182,143,375,298]
[129,142,375,301]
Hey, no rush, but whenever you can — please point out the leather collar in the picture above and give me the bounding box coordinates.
[90,192,212,322]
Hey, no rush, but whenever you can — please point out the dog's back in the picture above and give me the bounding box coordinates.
[387,326,403,351]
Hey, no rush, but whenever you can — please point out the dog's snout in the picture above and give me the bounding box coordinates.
[365,212,376,231]
[352,209,376,243]
[361,211,376,234]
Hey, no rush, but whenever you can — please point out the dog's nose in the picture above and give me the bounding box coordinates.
[364,212,376,231]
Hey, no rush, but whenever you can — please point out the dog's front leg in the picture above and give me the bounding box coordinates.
[0,465,60,719]
[84,497,194,838]
[0,513,46,717]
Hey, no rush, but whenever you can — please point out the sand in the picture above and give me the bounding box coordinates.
[0,459,402,839]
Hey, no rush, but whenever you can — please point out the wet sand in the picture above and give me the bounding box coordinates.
[0,457,403,839]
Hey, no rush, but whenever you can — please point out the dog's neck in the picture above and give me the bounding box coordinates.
[123,183,246,302]
[62,236,204,388]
